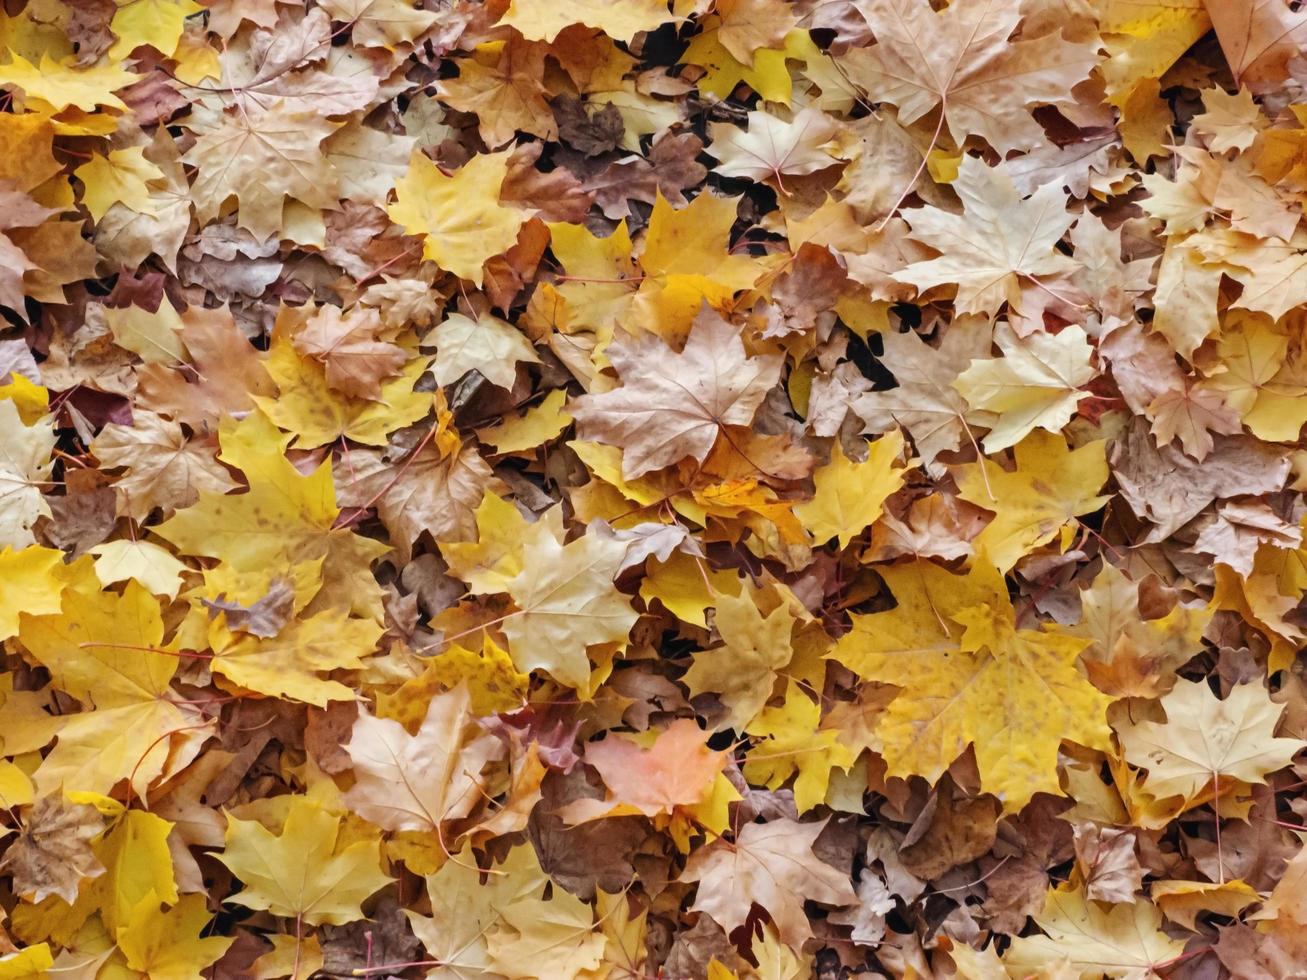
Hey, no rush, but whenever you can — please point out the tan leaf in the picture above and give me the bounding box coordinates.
[896,158,1078,315]
[570,311,783,479]
[92,410,239,520]
[292,305,406,399]
[344,685,506,833]
[1,795,105,904]
[681,818,856,946]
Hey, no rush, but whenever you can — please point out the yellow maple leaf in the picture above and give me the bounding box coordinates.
[501,516,637,689]
[109,0,203,59]
[0,944,51,978]
[795,431,910,548]
[0,545,65,641]
[640,191,759,296]
[0,55,137,112]
[87,539,189,600]
[477,388,573,454]
[217,796,391,926]
[681,20,800,104]
[439,492,529,594]
[953,430,1110,574]
[116,891,233,978]
[1199,312,1307,442]
[378,636,528,722]
[953,324,1096,452]
[683,585,796,730]
[18,581,200,798]
[74,147,165,221]
[1005,885,1185,977]
[253,331,432,449]
[744,681,856,813]
[387,149,528,286]
[154,413,338,573]
[833,560,1113,810]
[209,610,382,706]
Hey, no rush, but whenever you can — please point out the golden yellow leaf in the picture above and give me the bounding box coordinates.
[116,891,233,978]
[683,585,796,730]
[211,611,381,706]
[217,796,391,926]
[833,560,1113,810]
[953,430,1110,574]
[1004,885,1186,978]
[109,0,202,58]
[387,149,528,285]
[0,55,137,112]
[499,0,674,42]
[744,681,856,813]
[254,332,432,449]
[0,545,64,641]
[794,431,909,547]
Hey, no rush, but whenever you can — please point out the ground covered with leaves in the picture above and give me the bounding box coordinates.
[4,0,1307,977]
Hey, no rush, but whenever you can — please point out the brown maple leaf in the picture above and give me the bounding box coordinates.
[841,0,1098,153]
[681,817,856,945]
[570,310,783,479]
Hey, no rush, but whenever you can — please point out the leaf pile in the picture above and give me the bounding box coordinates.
[3,0,1307,977]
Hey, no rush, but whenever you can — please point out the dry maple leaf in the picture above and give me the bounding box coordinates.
[895,157,1078,315]
[1005,885,1186,978]
[0,399,54,550]
[559,719,727,822]
[184,98,341,243]
[570,311,783,479]
[136,306,275,427]
[707,106,845,186]
[501,518,637,689]
[953,323,1095,452]
[842,0,1098,152]
[92,410,238,520]
[1206,0,1307,92]
[1117,679,1305,807]
[0,795,105,904]
[335,442,500,560]
[291,305,406,399]
[681,818,856,945]
[853,319,994,472]
[344,684,506,833]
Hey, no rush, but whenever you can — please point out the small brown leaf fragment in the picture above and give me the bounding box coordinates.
[899,791,1000,881]
[201,578,296,638]
[1,795,105,904]
[1073,823,1144,903]
[553,96,625,156]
